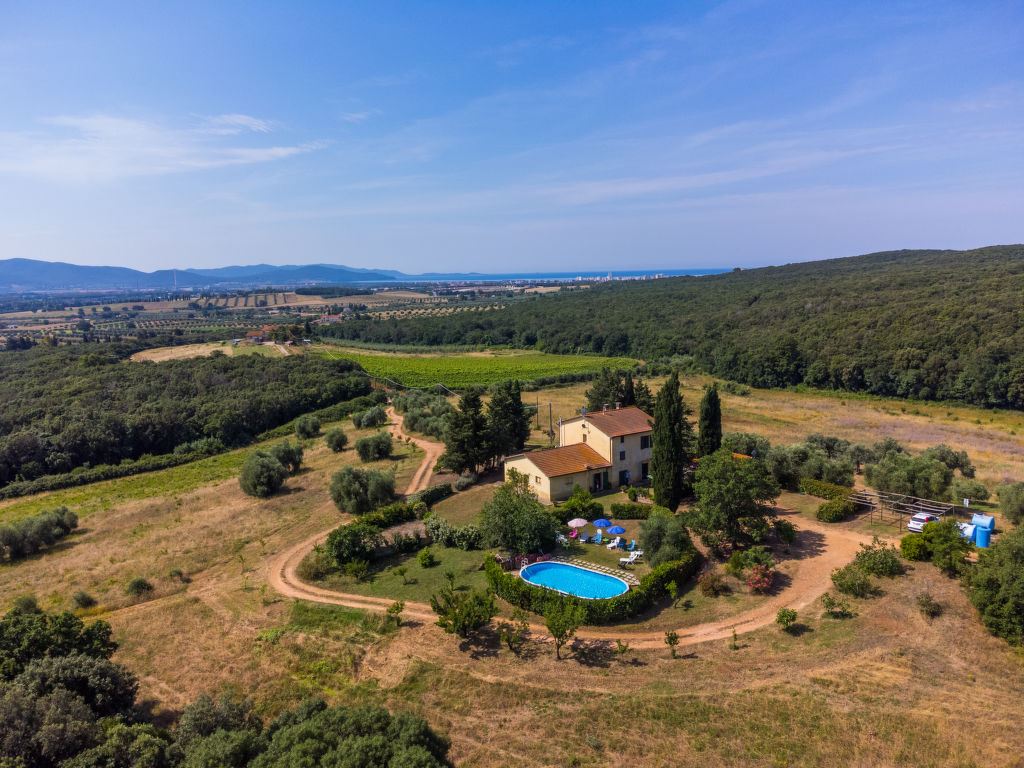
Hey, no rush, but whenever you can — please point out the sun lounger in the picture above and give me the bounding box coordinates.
[606,536,621,550]
[626,540,637,551]
[619,551,641,567]
[556,533,569,545]
[592,532,603,545]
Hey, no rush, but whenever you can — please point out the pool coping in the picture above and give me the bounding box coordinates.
[519,559,632,600]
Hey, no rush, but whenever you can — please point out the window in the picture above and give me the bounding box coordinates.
[640,435,651,450]
[620,436,625,444]
[619,450,626,461]
[535,476,541,485]
[582,433,587,443]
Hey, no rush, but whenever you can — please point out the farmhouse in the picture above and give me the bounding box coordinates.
[504,405,652,502]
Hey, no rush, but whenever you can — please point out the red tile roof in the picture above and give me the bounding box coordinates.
[577,406,653,437]
[518,444,611,478]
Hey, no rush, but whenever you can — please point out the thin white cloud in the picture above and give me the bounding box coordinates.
[339,110,380,123]
[0,113,324,182]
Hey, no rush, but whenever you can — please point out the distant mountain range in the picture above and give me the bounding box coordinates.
[0,258,709,293]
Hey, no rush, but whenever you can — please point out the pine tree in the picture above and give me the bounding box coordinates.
[650,372,695,510]
[697,384,723,457]
[634,378,655,414]
[486,379,530,467]
[585,368,623,412]
[441,387,488,474]
[621,372,637,407]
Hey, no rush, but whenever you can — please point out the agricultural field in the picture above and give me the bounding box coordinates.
[130,341,289,362]
[316,346,639,388]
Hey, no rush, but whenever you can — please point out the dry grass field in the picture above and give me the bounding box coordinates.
[129,341,287,362]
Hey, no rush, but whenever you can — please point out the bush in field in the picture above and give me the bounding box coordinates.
[417,547,438,568]
[816,498,853,523]
[964,525,1024,644]
[0,506,78,561]
[917,592,943,619]
[297,546,336,581]
[329,466,396,515]
[831,564,872,598]
[430,583,496,638]
[352,406,387,429]
[921,519,973,575]
[726,545,774,577]
[325,427,348,453]
[853,536,904,577]
[640,509,692,567]
[325,523,384,566]
[996,482,1024,525]
[900,533,931,561]
[950,477,989,505]
[72,591,96,609]
[454,475,475,491]
[479,470,557,556]
[698,571,726,597]
[239,450,288,498]
[269,440,303,474]
[745,564,775,593]
[294,414,321,439]
[125,578,153,597]
[773,518,797,547]
[820,592,852,618]
[355,431,393,462]
[776,607,798,632]
[558,484,603,523]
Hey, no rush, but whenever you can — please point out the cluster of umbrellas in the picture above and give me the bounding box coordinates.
[567,518,627,536]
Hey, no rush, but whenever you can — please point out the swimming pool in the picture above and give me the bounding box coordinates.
[519,561,629,599]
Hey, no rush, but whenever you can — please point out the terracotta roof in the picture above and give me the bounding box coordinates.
[517,444,611,478]
[577,406,653,437]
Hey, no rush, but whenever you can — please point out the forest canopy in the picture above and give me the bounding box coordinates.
[0,342,368,488]
[318,246,1024,410]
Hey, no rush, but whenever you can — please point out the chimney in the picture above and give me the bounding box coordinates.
[615,401,621,409]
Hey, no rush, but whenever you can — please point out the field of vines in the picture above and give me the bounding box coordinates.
[316,347,639,388]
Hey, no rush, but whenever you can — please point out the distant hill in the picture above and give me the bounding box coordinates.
[0,259,398,292]
[319,245,1024,411]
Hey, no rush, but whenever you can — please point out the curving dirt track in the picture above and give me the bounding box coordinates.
[267,411,875,648]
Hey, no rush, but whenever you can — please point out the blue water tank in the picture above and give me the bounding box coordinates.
[971,513,995,531]
[975,526,991,548]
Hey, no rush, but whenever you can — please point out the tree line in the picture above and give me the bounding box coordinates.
[0,341,369,489]
[315,245,1024,410]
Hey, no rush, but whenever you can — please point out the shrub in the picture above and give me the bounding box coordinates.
[454,475,475,491]
[389,531,424,555]
[355,431,393,462]
[608,502,654,520]
[325,428,348,453]
[239,450,288,498]
[900,533,931,560]
[0,506,79,561]
[418,547,438,568]
[480,473,557,556]
[430,584,496,638]
[921,519,973,575]
[640,509,691,567]
[816,498,853,523]
[726,545,774,576]
[698,570,725,597]
[776,607,798,631]
[356,501,417,529]
[352,406,387,429]
[557,485,603,523]
[294,414,321,439]
[296,546,336,581]
[853,536,904,577]
[665,629,680,657]
[71,591,96,609]
[820,592,852,618]
[917,592,942,619]
[268,440,303,474]
[125,578,154,597]
[773,518,797,547]
[831,564,872,598]
[343,559,369,581]
[329,466,396,515]
[325,522,384,566]
[964,525,1024,644]
[996,482,1024,525]
[798,477,853,500]
[745,564,775,593]
[407,483,454,507]
[950,477,989,505]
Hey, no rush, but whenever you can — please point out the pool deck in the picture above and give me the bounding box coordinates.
[547,555,641,586]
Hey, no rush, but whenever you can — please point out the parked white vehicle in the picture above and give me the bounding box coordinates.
[907,512,941,533]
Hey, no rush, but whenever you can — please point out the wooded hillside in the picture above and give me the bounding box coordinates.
[321,245,1024,409]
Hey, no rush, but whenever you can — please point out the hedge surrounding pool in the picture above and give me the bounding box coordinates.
[519,561,629,599]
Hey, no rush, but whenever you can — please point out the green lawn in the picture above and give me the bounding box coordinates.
[430,483,498,526]
[314,546,492,603]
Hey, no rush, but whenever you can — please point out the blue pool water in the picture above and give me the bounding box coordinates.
[520,562,629,599]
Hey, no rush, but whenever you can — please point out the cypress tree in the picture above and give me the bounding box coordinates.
[585,368,623,412]
[441,387,488,475]
[621,372,637,407]
[486,379,531,466]
[697,384,723,457]
[650,372,695,510]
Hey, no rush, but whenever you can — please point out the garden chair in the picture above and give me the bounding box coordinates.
[592,531,603,545]
[606,536,621,550]
[626,540,637,551]
[568,528,580,540]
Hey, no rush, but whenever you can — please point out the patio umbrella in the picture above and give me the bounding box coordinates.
[593,518,612,528]
[606,525,626,535]
[566,518,589,528]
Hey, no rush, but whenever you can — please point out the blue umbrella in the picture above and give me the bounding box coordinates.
[607,525,626,535]
[593,518,612,528]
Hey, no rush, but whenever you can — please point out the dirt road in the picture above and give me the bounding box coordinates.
[266,412,874,648]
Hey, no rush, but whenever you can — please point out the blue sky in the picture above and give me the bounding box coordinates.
[0,1,1021,273]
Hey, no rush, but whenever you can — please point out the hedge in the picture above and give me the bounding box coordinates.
[816,498,854,523]
[257,392,385,441]
[407,482,453,507]
[355,502,418,529]
[484,541,701,625]
[799,477,854,501]
[608,502,663,519]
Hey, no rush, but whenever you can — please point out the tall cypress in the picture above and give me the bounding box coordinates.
[650,372,695,510]
[621,372,637,407]
[441,387,488,475]
[697,384,722,457]
[486,379,530,467]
